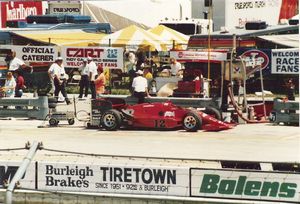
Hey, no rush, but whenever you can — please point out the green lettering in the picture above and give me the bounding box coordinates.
[218,180,236,194]
[278,183,297,198]
[244,181,261,196]
[200,174,219,193]
[261,182,279,197]
[235,176,246,195]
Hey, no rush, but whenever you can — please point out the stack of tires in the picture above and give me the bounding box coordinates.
[48,97,57,109]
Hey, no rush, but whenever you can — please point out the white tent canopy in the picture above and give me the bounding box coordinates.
[82,0,191,31]
[98,25,167,51]
[258,34,299,48]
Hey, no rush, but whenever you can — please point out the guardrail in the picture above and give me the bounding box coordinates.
[269,98,299,125]
[0,96,49,120]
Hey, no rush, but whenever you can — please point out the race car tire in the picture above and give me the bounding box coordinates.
[183,111,202,132]
[101,109,122,131]
[203,107,222,120]
[49,118,58,126]
[68,118,75,125]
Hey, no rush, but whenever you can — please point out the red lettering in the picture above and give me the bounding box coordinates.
[66,48,104,58]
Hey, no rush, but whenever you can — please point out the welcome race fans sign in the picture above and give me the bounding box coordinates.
[271,48,299,74]
[61,46,124,69]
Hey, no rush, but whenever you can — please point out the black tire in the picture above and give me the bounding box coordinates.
[100,109,122,131]
[48,103,57,109]
[48,97,57,109]
[203,107,222,120]
[182,111,202,132]
[48,97,57,103]
[68,118,75,125]
[49,118,57,126]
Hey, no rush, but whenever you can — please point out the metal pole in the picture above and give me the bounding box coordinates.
[5,141,40,204]
[259,65,267,118]
[239,57,248,115]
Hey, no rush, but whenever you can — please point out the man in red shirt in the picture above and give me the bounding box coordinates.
[14,70,26,98]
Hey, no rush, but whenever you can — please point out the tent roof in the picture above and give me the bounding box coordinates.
[148,25,189,49]
[99,25,167,51]
[257,34,299,48]
[12,29,106,46]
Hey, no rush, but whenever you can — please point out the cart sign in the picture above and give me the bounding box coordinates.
[37,162,189,196]
[190,168,300,203]
[271,48,299,74]
[170,51,227,63]
[0,1,43,28]
[61,47,124,69]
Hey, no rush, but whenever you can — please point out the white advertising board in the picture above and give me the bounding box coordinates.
[170,51,227,62]
[271,48,299,74]
[49,2,81,15]
[190,168,300,203]
[37,162,190,196]
[0,161,36,189]
[1,45,58,62]
[61,46,124,69]
[224,0,282,29]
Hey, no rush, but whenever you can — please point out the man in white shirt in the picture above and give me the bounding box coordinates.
[170,57,181,76]
[9,51,32,72]
[132,70,150,104]
[78,58,89,98]
[87,57,97,99]
[50,57,71,105]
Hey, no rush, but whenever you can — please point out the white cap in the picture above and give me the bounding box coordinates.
[161,68,170,73]
[55,57,63,61]
[87,57,92,61]
[83,58,88,62]
[136,70,143,75]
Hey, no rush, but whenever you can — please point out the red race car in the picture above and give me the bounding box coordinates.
[93,99,232,132]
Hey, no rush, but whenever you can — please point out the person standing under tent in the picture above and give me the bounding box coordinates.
[87,57,97,99]
[170,57,181,76]
[132,70,150,104]
[14,69,26,98]
[95,64,106,98]
[1,72,16,98]
[286,78,295,101]
[78,58,90,99]
[52,57,71,105]
[9,50,32,73]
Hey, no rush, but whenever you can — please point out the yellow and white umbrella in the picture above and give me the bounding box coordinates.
[148,25,189,49]
[99,25,167,51]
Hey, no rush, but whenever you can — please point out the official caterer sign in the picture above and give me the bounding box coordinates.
[170,51,227,63]
[190,168,300,203]
[271,48,299,74]
[61,46,124,69]
[1,45,58,62]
